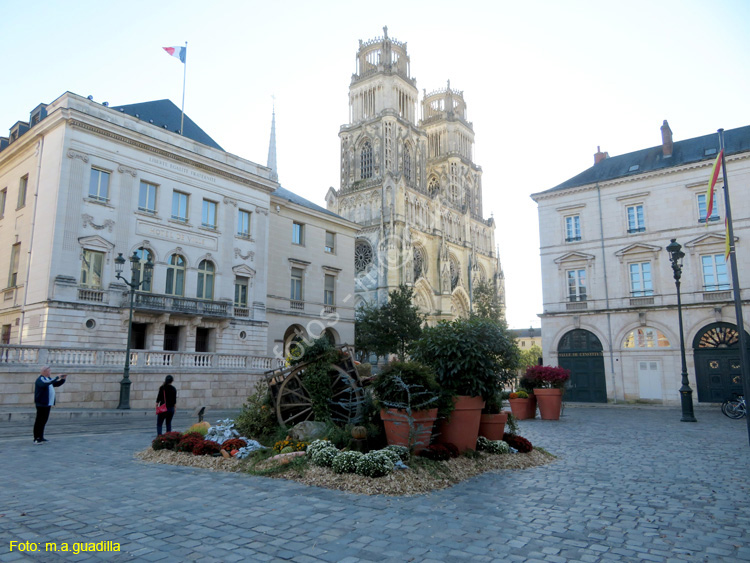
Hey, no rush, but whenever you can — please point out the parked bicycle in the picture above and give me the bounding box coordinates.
[721,395,746,419]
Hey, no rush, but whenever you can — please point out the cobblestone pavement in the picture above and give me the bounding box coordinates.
[1,406,749,562]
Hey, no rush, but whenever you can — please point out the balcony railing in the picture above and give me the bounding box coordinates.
[0,345,283,371]
[78,287,106,302]
[290,300,304,310]
[703,290,732,302]
[128,293,231,318]
[566,301,588,311]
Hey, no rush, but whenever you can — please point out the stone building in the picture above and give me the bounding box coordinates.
[531,121,749,405]
[325,28,505,323]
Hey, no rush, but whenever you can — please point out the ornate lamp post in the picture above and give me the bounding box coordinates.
[666,239,697,422]
[115,251,153,410]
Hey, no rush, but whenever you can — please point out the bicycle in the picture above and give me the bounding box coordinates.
[721,395,746,419]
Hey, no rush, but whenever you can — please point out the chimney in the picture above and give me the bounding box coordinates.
[594,145,609,165]
[661,120,673,157]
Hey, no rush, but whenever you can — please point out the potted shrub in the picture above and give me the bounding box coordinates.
[508,390,537,420]
[523,365,571,420]
[411,317,519,452]
[479,391,508,440]
[371,361,440,453]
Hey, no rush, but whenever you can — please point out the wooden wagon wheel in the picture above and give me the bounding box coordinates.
[275,364,364,427]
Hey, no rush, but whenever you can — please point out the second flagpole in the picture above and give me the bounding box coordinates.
[180,41,187,136]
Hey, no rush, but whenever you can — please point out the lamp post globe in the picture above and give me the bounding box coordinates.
[666,239,697,422]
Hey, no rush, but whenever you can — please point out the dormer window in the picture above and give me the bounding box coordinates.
[628,164,640,172]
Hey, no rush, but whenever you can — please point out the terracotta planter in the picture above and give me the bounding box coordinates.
[478,411,508,440]
[380,407,438,453]
[534,388,563,420]
[508,396,537,420]
[436,395,485,452]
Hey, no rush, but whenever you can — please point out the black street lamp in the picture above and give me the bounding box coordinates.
[115,250,153,409]
[666,239,697,422]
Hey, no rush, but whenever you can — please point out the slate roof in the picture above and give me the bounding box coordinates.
[111,99,224,151]
[542,125,750,194]
[272,186,344,220]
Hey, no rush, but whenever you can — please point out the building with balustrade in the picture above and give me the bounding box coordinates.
[0,92,284,408]
[531,121,750,405]
[325,28,505,322]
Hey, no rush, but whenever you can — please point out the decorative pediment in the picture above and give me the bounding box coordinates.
[553,252,595,270]
[685,233,737,251]
[78,235,114,252]
[614,243,662,263]
[232,264,256,277]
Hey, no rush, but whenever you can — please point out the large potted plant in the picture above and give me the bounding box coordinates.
[371,361,440,453]
[479,391,508,440]
[411,317,519,452]
[508,389,537,420]
[523,365,570,420]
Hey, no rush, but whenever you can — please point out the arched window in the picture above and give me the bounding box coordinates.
[197,260,215,300]
[413,246,425,280]
[361,142,373,179]
[623,328,670,348]
[428,177,439,196]
[403,143,411,183]
[165,254,185,296]
[450,256,460,290]
[134,248,153,292]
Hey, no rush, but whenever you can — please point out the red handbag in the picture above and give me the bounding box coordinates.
[156,388,168,414]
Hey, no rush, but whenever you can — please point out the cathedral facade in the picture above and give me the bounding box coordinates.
[326,28,505,323]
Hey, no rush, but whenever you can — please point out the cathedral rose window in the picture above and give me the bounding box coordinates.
[355,240,373,272]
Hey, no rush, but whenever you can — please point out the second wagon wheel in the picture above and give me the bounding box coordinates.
[328,364,364,425]
[275,363,365,427]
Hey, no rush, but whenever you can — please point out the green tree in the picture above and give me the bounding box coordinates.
[472,279,503,322]
[518,344,543,372]
[355,285,424,361]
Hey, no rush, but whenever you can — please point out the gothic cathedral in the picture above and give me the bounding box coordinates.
[325,28,505,324]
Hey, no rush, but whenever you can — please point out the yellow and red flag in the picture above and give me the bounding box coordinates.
[705,149,723,222]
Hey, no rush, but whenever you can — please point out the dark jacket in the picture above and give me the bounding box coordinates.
[35,375,65,407]
[156,384,177,408]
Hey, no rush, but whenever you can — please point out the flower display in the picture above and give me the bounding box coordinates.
[503,433,533,453]
[355,450,395,477]
[331,451,363,474]
[476,436,510,454]
[310,446,339,467]
[273,438,308,453]
[151,431,182,451]
[522,365,571,389]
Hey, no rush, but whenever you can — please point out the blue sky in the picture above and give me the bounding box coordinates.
[2,0,749,329]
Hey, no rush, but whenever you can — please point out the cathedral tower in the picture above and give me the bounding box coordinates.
[326,28,505,323]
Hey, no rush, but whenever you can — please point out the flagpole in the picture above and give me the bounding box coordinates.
[180,41,187,136]
[718,128,750,446]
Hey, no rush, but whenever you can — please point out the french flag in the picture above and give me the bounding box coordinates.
[163,46,186,63]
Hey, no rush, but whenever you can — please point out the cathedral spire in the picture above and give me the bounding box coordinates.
[266,101,278,182]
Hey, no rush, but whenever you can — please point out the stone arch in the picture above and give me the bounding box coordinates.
[413,278,434,315]
[283,324,309,361]
[451,286,471,319]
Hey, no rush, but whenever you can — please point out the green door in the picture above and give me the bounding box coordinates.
[557,329,607,403]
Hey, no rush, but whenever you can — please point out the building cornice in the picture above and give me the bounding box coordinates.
[68,118,277,194]
[531,151,750,202]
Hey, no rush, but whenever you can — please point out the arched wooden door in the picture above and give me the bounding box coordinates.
[557,329,607,403]
[693,322,747,402]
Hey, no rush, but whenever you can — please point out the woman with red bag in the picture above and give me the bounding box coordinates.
[156,375,177,435]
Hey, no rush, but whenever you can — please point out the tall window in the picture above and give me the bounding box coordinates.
[565,215,581,242]
[325,231,335,254]
[17,175,29,208]
[171,191,189,222]
[292,222,304,245]
[567,269,587,302]
[196,260,215,300]
[0,188,6,216]
[202,199,217,229]
[629,262,653,296]
[403,143,412,183]
[627,204,645,233]
[237,209,251,237]
[80,249,103,288]
[324,274,335,306]
[133,248,153,292]
[290,267,303,301]
[697,193,720,222]
[138,181,157,213]
[234,277,248,307]
[165,254,186,296]
[360,141,373,179]
[88,169,109,202]
[702,254,729,291]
